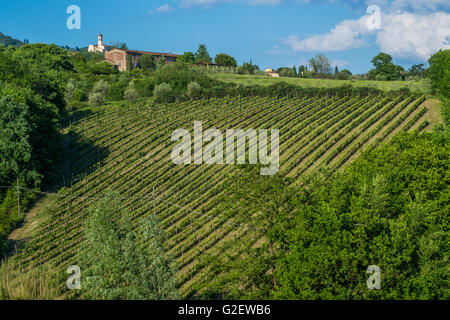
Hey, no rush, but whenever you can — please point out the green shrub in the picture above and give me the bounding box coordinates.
[153,82,174,103]
[124,82,139,102]
[88,92,104,107]
[187,81,202,100]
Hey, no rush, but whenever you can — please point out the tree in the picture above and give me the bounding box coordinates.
[337,69,352,80]
[153,82,174,103]
[334,65,339,76]
[177,52,196,64]
[138,54,156,71]
[0,95,38,187]
[214,53,237,67]
[187,81,202,100]
[238,61,259,75]
[124,82,139,102]
[77,190,179,299]
[88,92,104,107]
[309,54,331,75]
[156,57,166,69]
[427,49,450,97]
[407,64,426,78]
[369,52,404,81]
[92,79,109,96]
[277,67,296,78]
[195,44,212,64]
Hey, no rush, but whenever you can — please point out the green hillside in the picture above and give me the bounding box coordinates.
[0,32,24,47]
[209,73,431,95]
[3,92,436,298]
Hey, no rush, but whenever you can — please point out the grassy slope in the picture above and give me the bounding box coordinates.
[208,73,431,94]
[2,93,442,299]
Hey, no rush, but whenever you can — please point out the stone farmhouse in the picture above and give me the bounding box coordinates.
[88,34,179,72]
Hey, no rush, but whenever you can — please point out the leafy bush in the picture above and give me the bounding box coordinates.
[187,81,202,100]
[153,82,174,103]
[124,82,139,102]
[88,92,104,107]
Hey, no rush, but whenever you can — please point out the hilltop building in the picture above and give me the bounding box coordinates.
[265,68,280,77]
[88,33,179,71]
[105,48,179,72]
[88,33,113,53]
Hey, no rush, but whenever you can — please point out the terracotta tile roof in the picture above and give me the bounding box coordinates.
[111,48,179,57]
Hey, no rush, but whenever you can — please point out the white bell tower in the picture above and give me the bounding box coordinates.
[98,33,103,47]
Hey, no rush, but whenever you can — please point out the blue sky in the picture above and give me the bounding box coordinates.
[0,0,449,73]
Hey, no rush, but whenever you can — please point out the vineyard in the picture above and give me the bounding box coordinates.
[5,93,434,297]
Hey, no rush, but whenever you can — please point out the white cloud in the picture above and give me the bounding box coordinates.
[150,4,174,13]
[283,15,372,52]
[180,0,234,8]
[390,0,450,13]
[376,12,450,60]
[283,10,450,61]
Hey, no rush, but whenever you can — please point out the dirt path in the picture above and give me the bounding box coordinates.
[5,197,51,257]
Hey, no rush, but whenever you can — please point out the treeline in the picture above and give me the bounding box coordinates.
[277,52,428,81]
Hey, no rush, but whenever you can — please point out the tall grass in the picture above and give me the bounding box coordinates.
[0,259,64,300]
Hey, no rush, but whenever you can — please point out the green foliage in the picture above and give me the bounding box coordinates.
[368,52,405,81]
[195,44,212,64]
[124,82,139,102]
[427,49,450,98]
[134,77,155,97]
[407,64,426,78]
[77,190,179,299]
[90,61,119,75]
[187,81,202,100]
[153,63,212,91]
[277,67,297,78]
[138,54,156,71]
[88,79,110,106]
[92,79,109,96]
[309,54,332,75]
[273,132,449,299]
[337,69,352,80]
[238,61,259,75]
[178,52,196,64]
[153,82,174,103]
[0,96,36,187]
[155,57,166,70]
[214,53,237,67]
[88,92,104,107]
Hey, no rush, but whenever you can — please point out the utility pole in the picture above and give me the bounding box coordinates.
[16,178,20,219]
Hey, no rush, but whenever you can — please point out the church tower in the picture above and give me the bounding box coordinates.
[98,33,103,47]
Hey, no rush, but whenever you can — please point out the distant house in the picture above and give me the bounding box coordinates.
[265,68,280,77]
[105,48,179,71]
